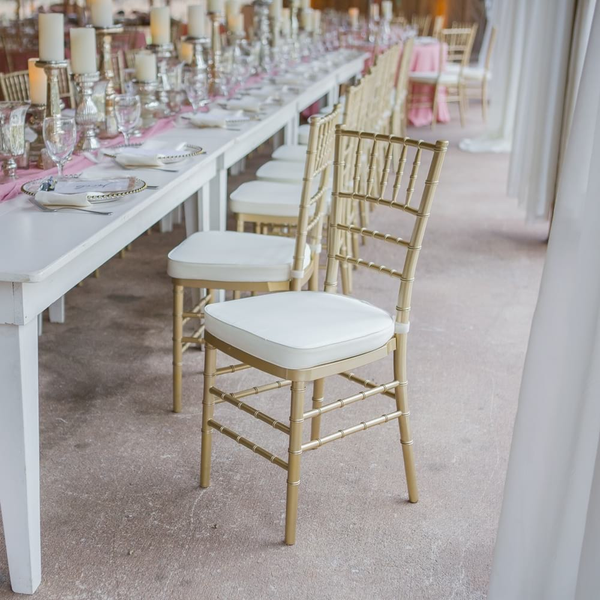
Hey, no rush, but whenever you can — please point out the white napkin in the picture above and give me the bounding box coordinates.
[190,109,244,128]
[274,75,307,86]
[35,191,92,207]
[115,151,166,168]
[225,98,263,113]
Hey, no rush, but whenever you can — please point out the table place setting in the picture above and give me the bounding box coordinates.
[183,108,249,130]
[102,141,205,171]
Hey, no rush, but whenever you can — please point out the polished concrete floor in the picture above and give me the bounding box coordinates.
[0,109,548,599]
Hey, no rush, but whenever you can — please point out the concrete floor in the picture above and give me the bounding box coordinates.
[0,108,548,599]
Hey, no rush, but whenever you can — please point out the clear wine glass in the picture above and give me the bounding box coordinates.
[42,116,76,178]
[114,94,141,146]
[184,73,207,114]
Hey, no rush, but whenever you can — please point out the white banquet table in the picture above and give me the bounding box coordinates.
[0,50,367,594]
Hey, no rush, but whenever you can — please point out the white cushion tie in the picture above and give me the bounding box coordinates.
[394,322,410,334]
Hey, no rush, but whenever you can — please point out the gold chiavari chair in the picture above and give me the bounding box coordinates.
[446,27,496,121]
[432,15,445,38]
[408,25,477,128]
[0,64,75,107]
[198,127,448,544]
[168,106,340,413]
[411,14,431,37]
[391,36,415,137]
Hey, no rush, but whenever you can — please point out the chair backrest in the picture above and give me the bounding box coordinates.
[411,15,431,37]
[432,15,445,38]
[395,37,414,104]
[290,105,342,291]
[484,26,497,72]
[442,26,478,67]
[0,64,74,106]
[325,127,448,331]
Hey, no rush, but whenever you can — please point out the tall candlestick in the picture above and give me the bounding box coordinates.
[301,8,313,32]
[188,4,206,37]
[39,13,64,62]
[90,0,113,27]
[270,0,281,18]
[28,58,47,104]
[70,27,97,74]
[208,0,224,14]
[313,9,321,32]
[135,52,157,82]
[150,6,171,45]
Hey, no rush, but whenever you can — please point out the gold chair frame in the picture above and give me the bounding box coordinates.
[199,127,448,544]
[0,64,75,107]
[411,15,431,37]
[171,106,340,413]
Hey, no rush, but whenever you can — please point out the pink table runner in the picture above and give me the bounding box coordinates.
[0,117,176,204]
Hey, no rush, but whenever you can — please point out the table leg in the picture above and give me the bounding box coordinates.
[48,296,65,324]
[284,118,298,146]
[0,320,41,595]
[159,212,173,233]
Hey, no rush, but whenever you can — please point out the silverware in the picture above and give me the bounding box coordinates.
[29,198,113,215]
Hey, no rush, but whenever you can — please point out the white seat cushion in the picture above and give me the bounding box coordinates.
[256,160,306,184]
[272,144,307,162]
[205,291,395,370]
[409,71,459,85]
[230,180,329,217]
[298,123,311,145]
[167,231,310,282]
[444,64,489,80]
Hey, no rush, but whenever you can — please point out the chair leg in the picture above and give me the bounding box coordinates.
[481,79,488,123]
[309,263,319,291]
[285,380,305,545]
[173,283,184,413]
[236,215,244,232]
[393,338,418,503]
[200,344,217,488]
[310,379,324,441]
[431,85,438,130]
[458,85,466,128]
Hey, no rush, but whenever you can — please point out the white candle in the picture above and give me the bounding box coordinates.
[225,0,239,27]
[135,52,157,81]
[188,4,205,37]
[348,8,359,29]
[70,28,97,74]
[281,10,290,35]
[28,58,47,104]
[313,9,321,31]
[208,0,224,14]
[230,13,244,34]
[301,8,313,31]
[150,6,171,45]
[370,3,379,20]
[382,1,393,20]
[179,41,193,63]
[39,13,64,62]
[301,0,310,10]
[90,0,113,28]
[269,0,281,18]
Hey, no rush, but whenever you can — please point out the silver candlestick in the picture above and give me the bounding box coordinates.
[253,0,272,73]
[74,72,101,153]
[208,11,225,98]
[35,59,68,118]
[95,25,123,138]
[148,43,174,117]
[27,103,54,169]
[184,35,209,77]
[137,80,160,130]
[289,0,300,62]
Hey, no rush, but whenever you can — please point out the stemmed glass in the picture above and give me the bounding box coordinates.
[42,116,76,178]
[184,73,208,114]
[114,94,141,146]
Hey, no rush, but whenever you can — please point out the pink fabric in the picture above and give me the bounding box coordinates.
[0,117,176,203]
[408,42,450,127]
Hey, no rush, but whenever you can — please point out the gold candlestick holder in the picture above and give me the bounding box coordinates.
[147,43,175,117]
[208,11,225,98]
[74,72,101,153]
[35,59,68,118]
[95,24,123,138]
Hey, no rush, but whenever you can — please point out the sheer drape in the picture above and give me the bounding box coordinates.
[488,4,600,599]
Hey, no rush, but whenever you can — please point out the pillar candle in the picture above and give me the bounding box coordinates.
[179,41,193,63]
[135,52,157,81]
[269,0,282,18]
[280,10,290,35]
[230,13,244,34]
[90,0,113,27]
[381,1,393,20]
[208,0,224,14]
[225,0,239,28]
[150,6,171,45]
[313,9,321,31]
[370,3,380,20]
[300,0,310,10]
[28,58,47,104]
[348,8,359,29]
[188,4,206,37]
[301,8,313,31]
[70,28,97,74]
[39,13,64,62]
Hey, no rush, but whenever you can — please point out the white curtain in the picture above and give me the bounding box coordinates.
[488,3,600,599]
[459,0,529,153]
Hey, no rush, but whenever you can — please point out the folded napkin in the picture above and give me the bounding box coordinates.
[190,109,245,128]
[35,191,92,207]
[225,98,263,113]
[274,75,307,86]
[113,142,188,167]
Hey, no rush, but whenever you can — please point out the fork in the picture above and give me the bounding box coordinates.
[29,198,113,215]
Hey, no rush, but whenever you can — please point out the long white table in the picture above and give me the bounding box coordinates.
[0,51,366,595]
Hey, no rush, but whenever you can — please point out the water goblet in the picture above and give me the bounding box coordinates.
[42,116,76,178]
[0,101,30,181]
[184,73,208,115]
[114,94,142,146]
